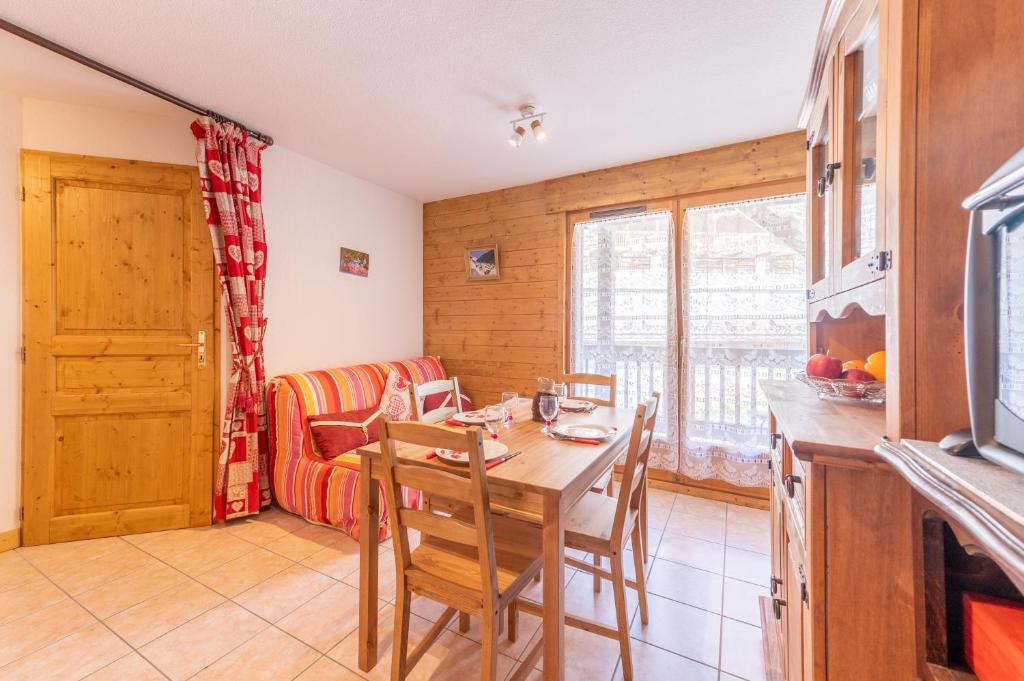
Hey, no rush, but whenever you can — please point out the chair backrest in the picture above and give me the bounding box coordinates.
[612,392,660,542]
[376,418,499,606]
[409,377,462,422]
[561,372,617,407]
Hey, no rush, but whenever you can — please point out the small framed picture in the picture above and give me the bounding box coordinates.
[340,247,369,277]
[466,245,500,280]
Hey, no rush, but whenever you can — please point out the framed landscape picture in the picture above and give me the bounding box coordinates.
[465,245,500,280]
[340,247,369,277]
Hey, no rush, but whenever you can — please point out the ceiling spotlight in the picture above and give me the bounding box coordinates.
[530,118,547,142]
[508,125,527,148]
[507,103,548,149]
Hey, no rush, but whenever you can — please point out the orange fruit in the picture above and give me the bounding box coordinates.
[842,359,866,371]
[864,351,886,382]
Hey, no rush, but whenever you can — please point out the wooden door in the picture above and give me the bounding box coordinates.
[21,150,217,546]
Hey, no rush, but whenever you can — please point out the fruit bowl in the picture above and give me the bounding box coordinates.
[796,372,886,405]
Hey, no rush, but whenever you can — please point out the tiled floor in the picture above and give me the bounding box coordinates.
[0,489,769,680]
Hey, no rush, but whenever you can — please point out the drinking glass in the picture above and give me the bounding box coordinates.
[538,394,559,434]
[553,383,568,406]
[483,405,505,440]
[500,391,519,428]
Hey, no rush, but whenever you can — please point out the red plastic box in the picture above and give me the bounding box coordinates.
[963,592,1024,681]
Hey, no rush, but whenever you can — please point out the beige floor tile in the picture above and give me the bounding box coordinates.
[0,553,41,592]
[720,617,765,681]
[343,553,397,603]
[277,582,369,653]
[673,496,728,520]
[724,546,770,587]
[611,638,719,681]
[265,523,346,562]
[0,573,67,625]
[300,536,362,580]
[0,621,130,681]
[725,507,770,554]
[224,514,294,546]
[235,564,337,623]
[129,525,235,561]
[47,541,161,596]
[646,487,677,511]
[403,628,517,681]
[528,624,622,677]
[665,509,728,544]
[726,505,769,526]
[722,578,768,627]
[191,625,321,680]
[105,579,225,647]
[161,532,259,576]
[629,593,721,668]
[17,537,124,575]
[562,567,638,629]
[518,565,574,603]
[140,601,268,680]
[294,656,363,680]
[646,558,724,613]
[82,652,166,680]
[0,598,96,667]
[409,593,452,622]
[259,507,311,533]
[326,605,432,681]
[76,561,189,619]
[195,546,294,598]
[120,529,171,547]
[657,534,726,573]
[720,673,745,681]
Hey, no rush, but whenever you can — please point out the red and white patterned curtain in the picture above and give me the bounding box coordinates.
[191,116,271,521]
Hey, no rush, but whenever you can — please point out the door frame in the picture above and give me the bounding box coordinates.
[19,149,221,544]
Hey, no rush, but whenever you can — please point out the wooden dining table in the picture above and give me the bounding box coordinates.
[355,400,635,680]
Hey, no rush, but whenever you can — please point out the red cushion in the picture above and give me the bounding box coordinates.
[964,591,1024,681]
[423,391,472,413]
[308,407,381,460]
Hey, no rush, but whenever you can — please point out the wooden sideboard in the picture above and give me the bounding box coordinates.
[761,380,915,681]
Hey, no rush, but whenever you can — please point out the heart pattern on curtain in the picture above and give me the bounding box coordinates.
[191,116,271,521]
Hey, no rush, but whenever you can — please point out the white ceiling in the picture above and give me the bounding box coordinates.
[0,0,823,202]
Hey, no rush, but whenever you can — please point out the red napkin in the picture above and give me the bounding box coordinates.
[563,437,601,445]
[444,419,467,427]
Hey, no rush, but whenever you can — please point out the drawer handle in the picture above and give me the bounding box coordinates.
[770,576,783,596]
[772,597,787,620]
[784,474,803,498]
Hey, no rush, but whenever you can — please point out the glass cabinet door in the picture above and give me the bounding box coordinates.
[840,16,882,287]
[807,88,835,304]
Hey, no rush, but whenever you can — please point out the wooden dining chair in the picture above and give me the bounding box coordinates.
[561,392,660,681]
[377,418,544,681]
[562,372,619,523]
[409,376,463,423]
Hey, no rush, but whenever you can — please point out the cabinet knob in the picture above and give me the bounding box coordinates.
[784,474,803,498]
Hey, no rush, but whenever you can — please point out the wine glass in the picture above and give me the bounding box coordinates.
[483,405,505,440]
[553,383,568,406]
[538,394,559,434]
[500,391,519,428]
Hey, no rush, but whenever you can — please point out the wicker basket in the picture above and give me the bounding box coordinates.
[795,372,886,405]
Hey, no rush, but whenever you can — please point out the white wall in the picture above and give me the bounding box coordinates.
[0,96,423,534]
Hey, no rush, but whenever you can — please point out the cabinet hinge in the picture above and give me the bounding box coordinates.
[19,507,24,521]
[20,186,25,202]
[806,288,815,301]
[19,346,26,362]
[806,138,812,151]
[868,250,893,273]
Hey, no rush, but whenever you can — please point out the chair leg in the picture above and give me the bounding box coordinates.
[631,527,650,626]
[459,611,470,633]
[610,551,633,681]
[640,478,649,563]
[391,588,412,681]
[606,471,614,497]
[508,600,519,643]
[481,609,500,681]
[592,552,602,593]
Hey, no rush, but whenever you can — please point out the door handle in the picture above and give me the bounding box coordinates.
[176,331,207,369]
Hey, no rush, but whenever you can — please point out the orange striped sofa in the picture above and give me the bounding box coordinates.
[266,356,446,540]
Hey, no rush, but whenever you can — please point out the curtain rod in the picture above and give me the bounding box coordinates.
[0,18,274,146]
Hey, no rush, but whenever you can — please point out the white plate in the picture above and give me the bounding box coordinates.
[551,423,614,440]
[560,399,595,411]
[435,440,509,465]
[452,410,486,425]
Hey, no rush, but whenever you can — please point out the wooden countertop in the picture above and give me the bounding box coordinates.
[761,379,887,466]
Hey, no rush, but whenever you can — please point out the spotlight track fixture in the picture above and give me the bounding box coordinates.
[507,103,547,148]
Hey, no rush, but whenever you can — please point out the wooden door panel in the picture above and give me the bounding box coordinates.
[54,413,188,515]
[55,181,188,333]
[22,150,215,545]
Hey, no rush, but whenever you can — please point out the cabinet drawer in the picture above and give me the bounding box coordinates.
[784,444,807,538]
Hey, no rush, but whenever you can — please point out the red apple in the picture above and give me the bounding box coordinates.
[841,368,876,383]
[806,353,843,379]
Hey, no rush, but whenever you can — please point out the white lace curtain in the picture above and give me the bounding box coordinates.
[569,194,807,488]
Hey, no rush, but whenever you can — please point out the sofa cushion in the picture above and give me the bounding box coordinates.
[308,407,381,460]
[423,390,473,413]
[379,369,413,420]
